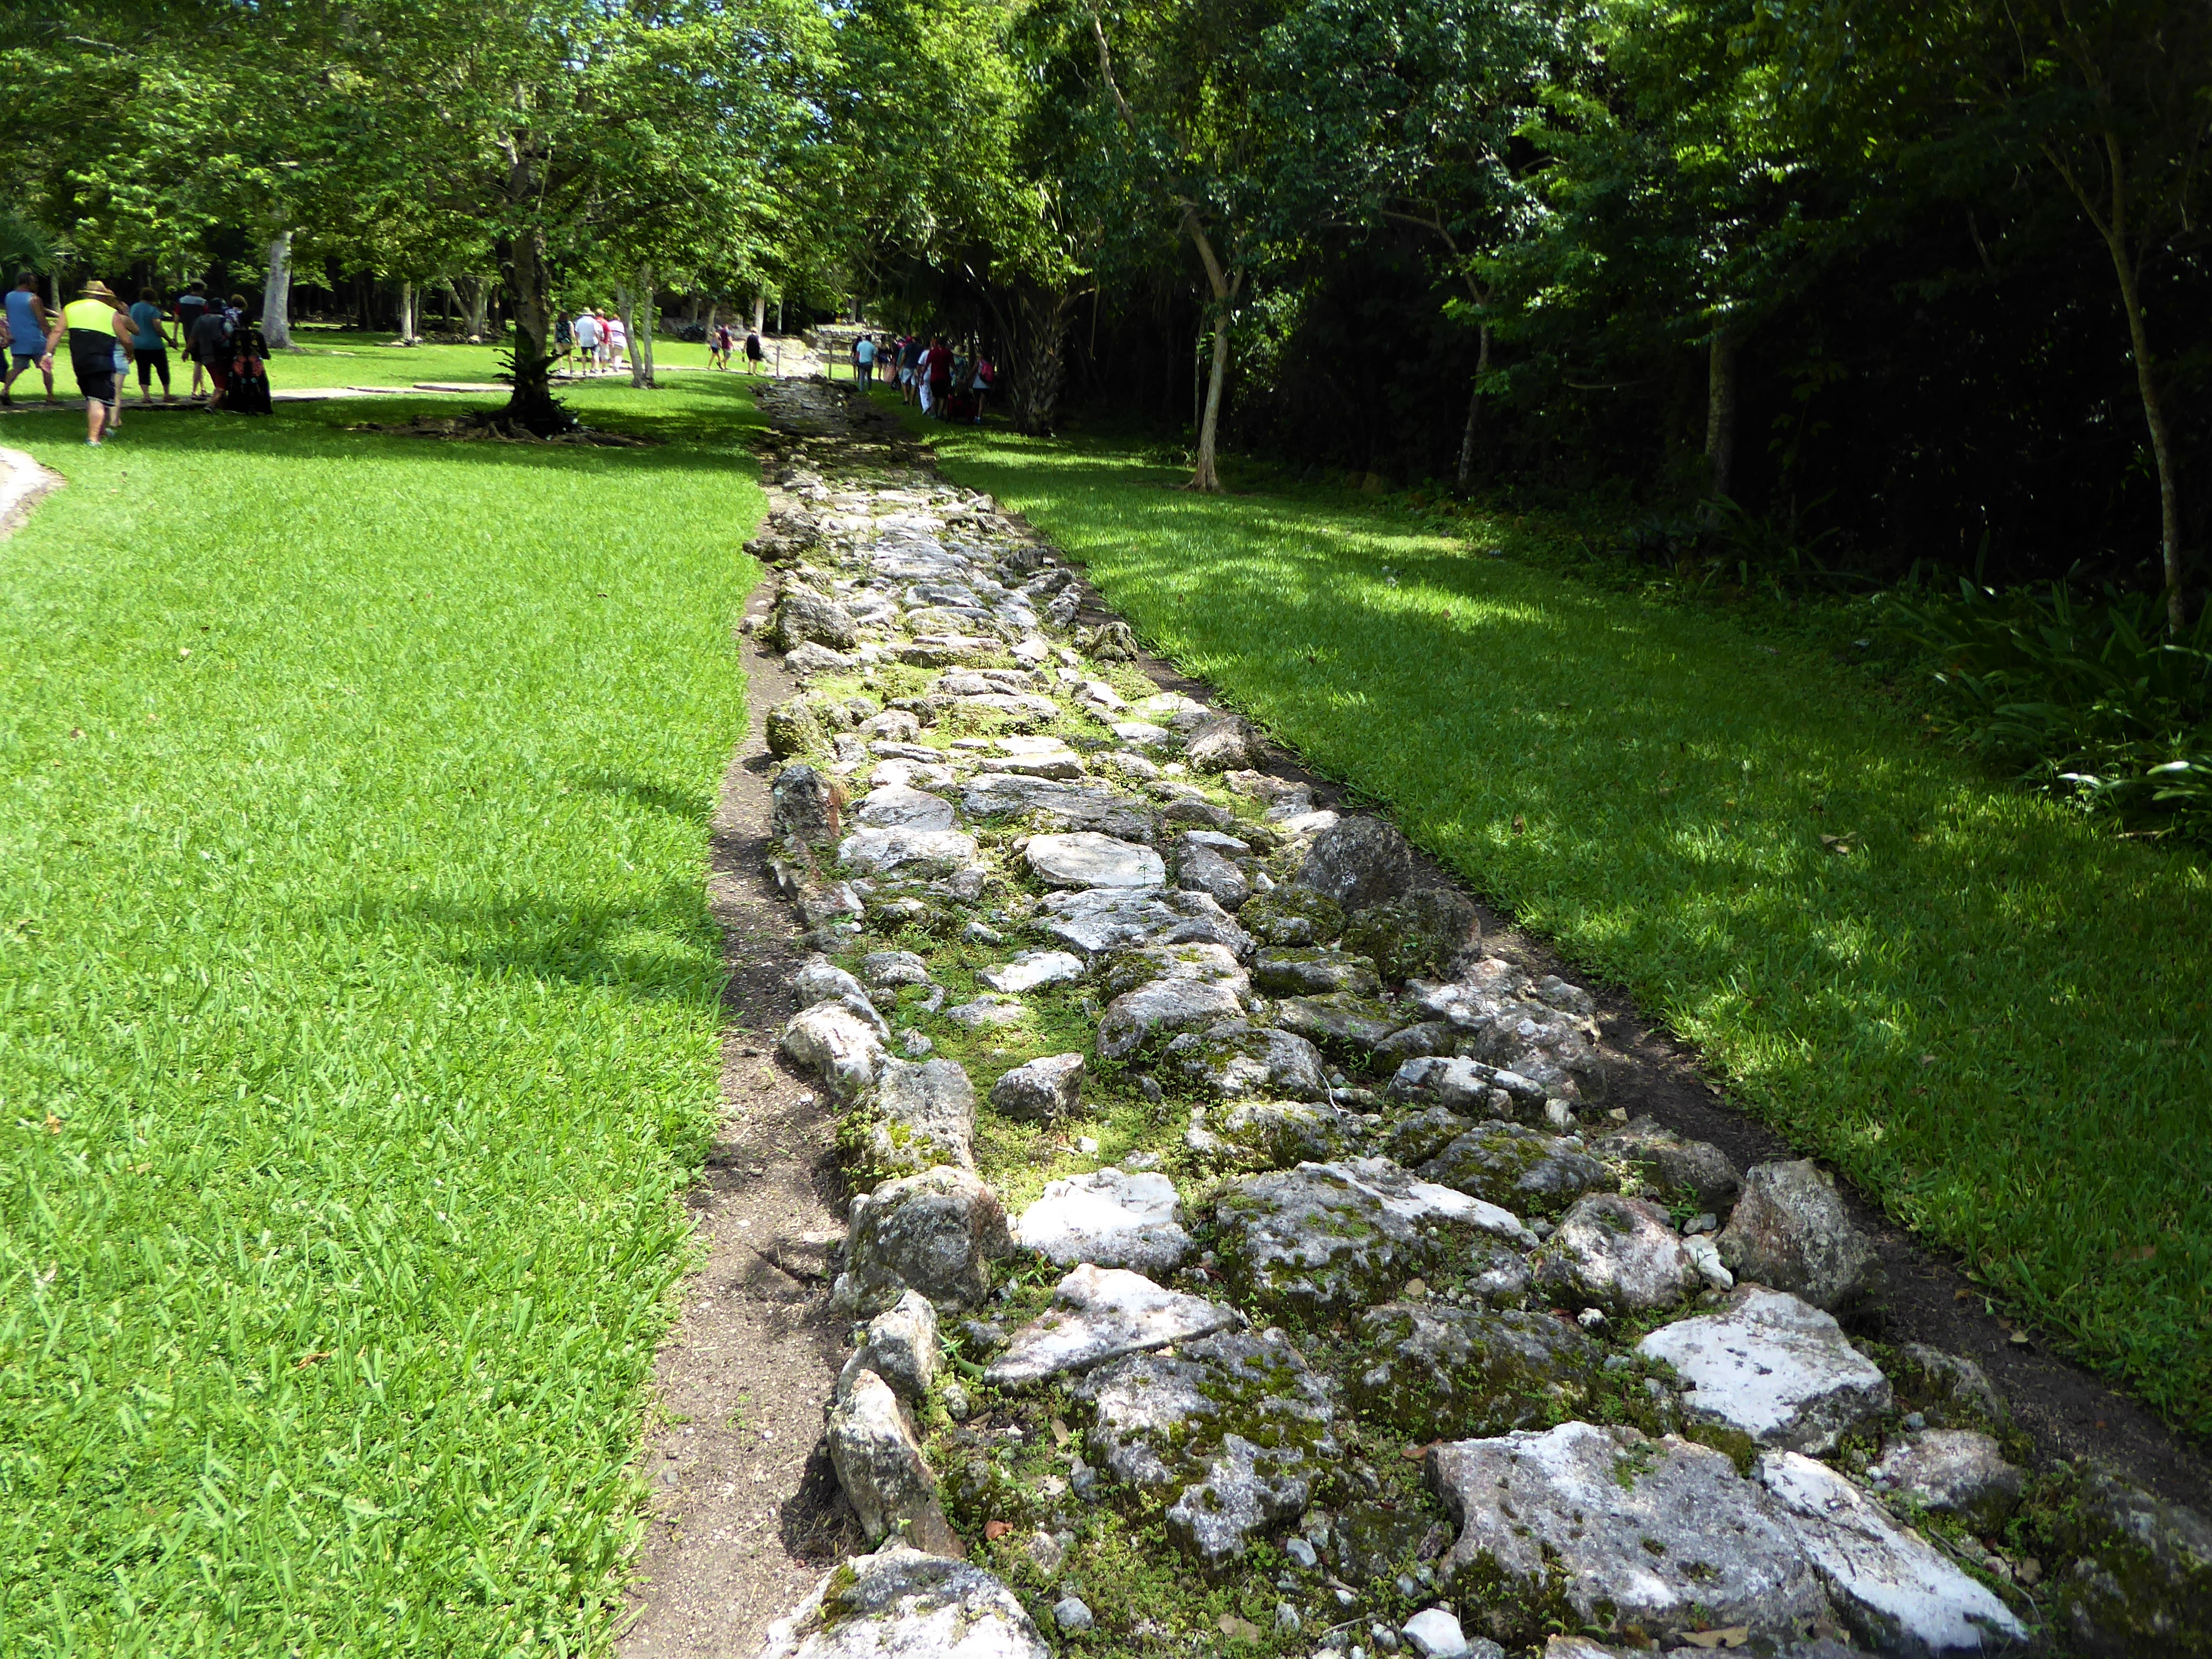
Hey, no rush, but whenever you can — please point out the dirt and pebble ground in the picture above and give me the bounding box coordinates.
[619,379,2209,1659]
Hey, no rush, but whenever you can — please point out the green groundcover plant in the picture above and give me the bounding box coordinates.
[0,361,763,1654]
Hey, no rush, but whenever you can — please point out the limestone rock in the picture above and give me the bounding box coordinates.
[1759,1450,2027,1654]
[774,586,859,652]
[1533,1192,1698,1315]
[1074,1328,1337,1574]
[855,783,956,831]
[987,1052,1084,1120]
[988,1264,1240,1386]
[962,774,1156,843]
[1210,1157,1533,1322]
[1095,938,1249,999]
[1253,945,1383,999]
[2048,1464,2212,1658]
[1868,1430,2025,1532]
[1271,992,1403,1053]
[1238,885,1345,946]
[838,1290,940,1402]
[771,763,841,842]
[1024,831,1166,889]
[827,1369,962,1554]
[838,825,979,880]
[794,954,872,1011]
[755,1546,1047,1659]
[861,1057,977,1177]
[943,994,1027,1029]
[1340,887,1480,983]
[1176,840,1251,910]
[977,949,1084,994]
[1185,713,1261,773]
[1213,1100,1361,1167]
[1350,1303,1601,1440]
[1384,1107,1474,1168]
[1426,1422,1828,1648]
[785,641,855,675]
[1636,1287,1893,1454]
[766,696,827,758]
[1014,1169,1192,1276]
[1386,1054,1549,1123]
[1293,816,1417,910]
[1889,1344,2010,1432]
[1589,1116,1743,1212]
[837,1166,1013,1315]
[782,997,891,1104]
[1717,1159,1884,1313]
[1097,978,1247,1061]
[1402,959,1606,1102]
[1163,1020,1330,1101]
[861,949,935,990]
[1039,885,1252,960]
[1418,1122,1618,1217]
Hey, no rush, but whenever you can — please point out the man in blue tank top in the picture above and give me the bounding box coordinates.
[3,274,55,405]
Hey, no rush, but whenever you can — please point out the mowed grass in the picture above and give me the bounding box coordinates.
[1,372,764,1653]
[908,411,2212,1436]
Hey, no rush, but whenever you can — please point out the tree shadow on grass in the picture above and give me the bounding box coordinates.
[571,771,711,823]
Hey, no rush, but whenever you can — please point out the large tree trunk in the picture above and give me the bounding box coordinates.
[456,275,491,342]
[493,148,573,435]
[985,277,1076,435]
[397,280,419,345]
[1455,321,1491,490]
[1705,324,1740,499]
[753,292,766,335]
[262,232,294,349]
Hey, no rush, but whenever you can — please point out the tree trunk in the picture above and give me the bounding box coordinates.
[456,275,491,342]
[262,231,294,349]
[985,277,1076,436]
[1705,324,1740,499]
[629,264,656,388]
[753,292,766,335]
[2087,200,2186,629]
[397,279,418,345]
[1177,208,1238,493]
[1455,321,1491,491]
[493,148,573,435]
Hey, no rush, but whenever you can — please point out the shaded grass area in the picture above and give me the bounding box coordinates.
[904,410,2212,1437]
[0,375,765,1652]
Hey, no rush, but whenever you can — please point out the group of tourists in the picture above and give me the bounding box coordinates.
[706,322,769,373]
[1,274,270,444]
[857,333,993,424]
[553,307,632,375]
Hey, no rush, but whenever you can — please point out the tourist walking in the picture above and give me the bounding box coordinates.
[854,332,878,388]
[604,311,628,372]
[128,287,175,404]
[553,311,575,372]
[226,311,272,414]
[572,309,601,374]
[744,328,765,375]
[971,352,995,424]
[38,279,135,444]
[924,336,952,417]
[176,281,213,399]
[186,297,234,411]
[899,335,922,405]
[3,273,54,405]
[709,322,733,369]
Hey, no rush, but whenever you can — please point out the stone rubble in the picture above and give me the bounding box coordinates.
[739,377,2195,1659]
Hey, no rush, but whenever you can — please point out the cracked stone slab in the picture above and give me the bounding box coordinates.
[1211,1156,1535,1322]
[855,782,957,831]
[962,774,1157,842]
[1014,1168,1193,1276]
[988,1264,1240,1386]
[1637,1287,1894,1454]
[1097,977,1248,1061]
[1037,885,1253,960]
[838,825,979,878]
[1024,831,1167,889]
[1162,1020,1331,1101]
[1426,1421,1830,1649]
[860,1056,978,1177]
[1349,1302,1604,1441]
[1759,1451,2028,1655]
[977,949,1086,994]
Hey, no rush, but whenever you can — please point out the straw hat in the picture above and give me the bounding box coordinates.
[79,279,120,301]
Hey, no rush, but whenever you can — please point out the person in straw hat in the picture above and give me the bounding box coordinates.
[38,279,137,445]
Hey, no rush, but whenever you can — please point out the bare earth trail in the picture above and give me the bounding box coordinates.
[617,378,2208,1659]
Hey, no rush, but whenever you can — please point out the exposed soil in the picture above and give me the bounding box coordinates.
[615,607,864,1659]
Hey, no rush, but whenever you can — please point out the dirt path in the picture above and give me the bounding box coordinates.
[616,586,862,1658]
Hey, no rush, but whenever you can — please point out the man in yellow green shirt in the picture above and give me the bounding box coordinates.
[39,279,135,445]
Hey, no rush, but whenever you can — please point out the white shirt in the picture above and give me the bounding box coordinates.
[573,315,601,348]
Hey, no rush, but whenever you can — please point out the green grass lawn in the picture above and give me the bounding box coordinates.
[1,371,764,1653]
[898,405,2212,1437]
